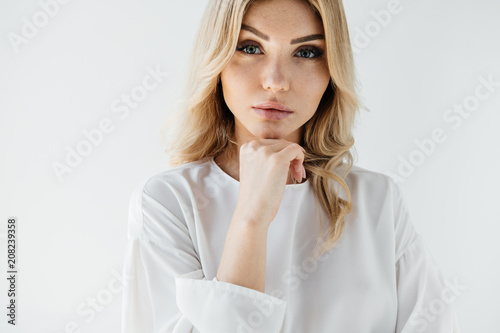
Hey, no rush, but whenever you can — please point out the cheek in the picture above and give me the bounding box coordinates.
[221,63,253,110]
[295,66,330,104]
[222,62,253,93]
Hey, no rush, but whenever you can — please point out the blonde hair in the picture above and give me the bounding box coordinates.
[162,0,368,258]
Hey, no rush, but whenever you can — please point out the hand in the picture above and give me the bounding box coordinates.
[234,138,306,229]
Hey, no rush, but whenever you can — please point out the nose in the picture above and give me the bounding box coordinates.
[261,56,290,93]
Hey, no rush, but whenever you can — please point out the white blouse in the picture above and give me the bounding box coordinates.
[121,156,460,333]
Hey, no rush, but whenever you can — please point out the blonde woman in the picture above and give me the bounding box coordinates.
[122,0,460,332]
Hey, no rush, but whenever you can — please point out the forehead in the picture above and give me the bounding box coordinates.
[242,0,324,39]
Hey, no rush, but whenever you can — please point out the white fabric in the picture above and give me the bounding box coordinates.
[121,156,460,333]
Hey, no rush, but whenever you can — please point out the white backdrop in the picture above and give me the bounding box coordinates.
[0,0,498,332]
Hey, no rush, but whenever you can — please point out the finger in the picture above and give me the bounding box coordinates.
[251,138,306,155]
[277,144,305,181]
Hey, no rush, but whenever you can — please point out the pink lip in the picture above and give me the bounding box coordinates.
[253,102,293,112]
[253,107,293,120]
[252,102,293,120]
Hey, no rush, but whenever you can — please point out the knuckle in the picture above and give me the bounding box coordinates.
[247,140,259,148]
[269,153,281,165]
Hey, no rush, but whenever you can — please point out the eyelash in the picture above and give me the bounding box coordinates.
[236,42,324,59]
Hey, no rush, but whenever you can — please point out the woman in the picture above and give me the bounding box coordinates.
[122,0,460,332]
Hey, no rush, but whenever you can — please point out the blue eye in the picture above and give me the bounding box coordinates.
[236,42,323,59]
[296,48,323,59]
[236,43,262,55]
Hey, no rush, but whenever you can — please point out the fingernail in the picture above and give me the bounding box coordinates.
[301,146,306,152]
[302,165,306,180]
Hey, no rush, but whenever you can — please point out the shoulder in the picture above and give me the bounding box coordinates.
[136,157,212,199]
[127,157,213,240]
[343,164,410,223]
[343,164,399,199]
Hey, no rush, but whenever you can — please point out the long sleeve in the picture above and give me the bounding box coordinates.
[121,178,287,333]
[390,179,461,333]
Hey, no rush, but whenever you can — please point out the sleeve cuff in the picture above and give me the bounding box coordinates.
[175,269,287,333]
[396,237,461,332]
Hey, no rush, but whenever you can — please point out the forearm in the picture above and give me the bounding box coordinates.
[216,208,268,293]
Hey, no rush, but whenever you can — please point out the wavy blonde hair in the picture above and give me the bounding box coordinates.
[162,0,367,258]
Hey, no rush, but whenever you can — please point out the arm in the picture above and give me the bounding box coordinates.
[216,205,269,293]
[121,178,287,333]
[389,178,461,333]
[216,140,306,294]
[395,237,462,333]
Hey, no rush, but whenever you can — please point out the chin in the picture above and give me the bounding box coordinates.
[253,127,293,141]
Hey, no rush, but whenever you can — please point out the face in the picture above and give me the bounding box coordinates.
[220,0,331,144]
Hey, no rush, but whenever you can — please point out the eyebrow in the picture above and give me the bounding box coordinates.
[241,24,324,44]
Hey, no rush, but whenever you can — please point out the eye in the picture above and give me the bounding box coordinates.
[236,42,324,59]
[236,43,263,55]
[295,47,323,59]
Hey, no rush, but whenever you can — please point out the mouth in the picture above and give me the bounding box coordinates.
[252,107,293,120]
[253,102,293,112]
[260,108,290,112]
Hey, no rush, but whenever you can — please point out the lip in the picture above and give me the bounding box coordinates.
[252,102,293,120]
[253,102,293,112]
[253,107,293,120]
